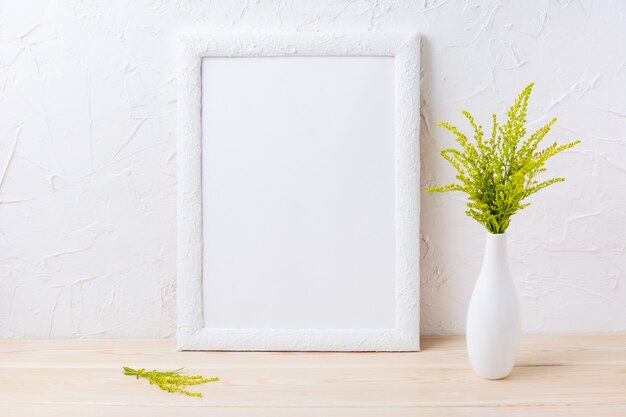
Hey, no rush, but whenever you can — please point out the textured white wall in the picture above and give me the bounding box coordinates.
[1,0,624,338]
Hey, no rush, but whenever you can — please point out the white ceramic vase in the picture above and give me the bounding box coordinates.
[466,232,521,379]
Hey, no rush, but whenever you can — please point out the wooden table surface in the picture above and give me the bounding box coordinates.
[1,334,625,416]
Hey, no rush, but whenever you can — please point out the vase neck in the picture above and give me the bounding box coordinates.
[481,232,508,271]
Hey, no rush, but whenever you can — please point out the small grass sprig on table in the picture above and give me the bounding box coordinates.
[427,83,581,234]
[123,366,219,397]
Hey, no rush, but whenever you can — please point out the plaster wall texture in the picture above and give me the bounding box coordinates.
[0,0,624,337]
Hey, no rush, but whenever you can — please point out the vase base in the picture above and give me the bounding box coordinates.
[473,369,513,380]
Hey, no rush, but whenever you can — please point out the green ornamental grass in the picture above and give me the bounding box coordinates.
[427,83,581,234]
[123,366,219,397]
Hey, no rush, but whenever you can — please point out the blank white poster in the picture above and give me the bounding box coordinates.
[201,56,396,330]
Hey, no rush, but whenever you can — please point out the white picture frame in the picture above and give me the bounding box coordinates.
[177,32,420,351]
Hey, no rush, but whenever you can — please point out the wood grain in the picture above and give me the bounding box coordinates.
[1,334,625,416]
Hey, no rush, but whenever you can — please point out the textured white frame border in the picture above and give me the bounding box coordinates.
[177,32,420,351]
